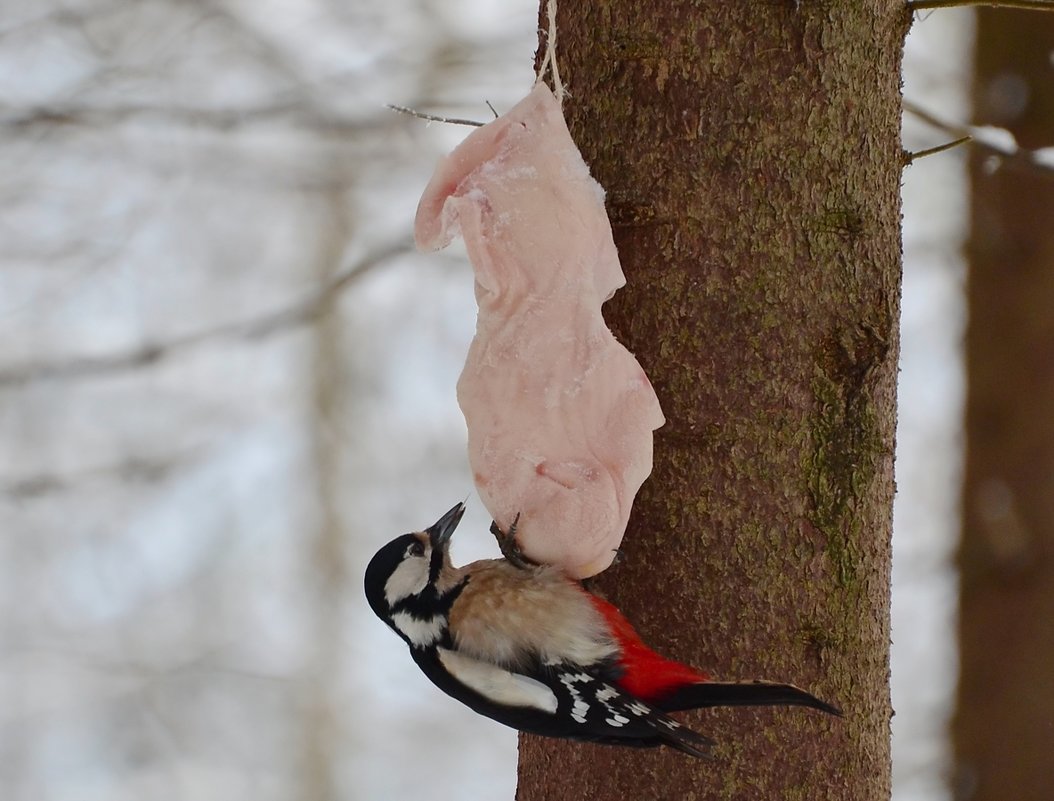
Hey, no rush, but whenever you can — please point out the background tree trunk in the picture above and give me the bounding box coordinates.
[954,10,1054,801]
[517,3,907,799]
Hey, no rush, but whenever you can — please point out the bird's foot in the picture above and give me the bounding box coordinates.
[490,513,536,569]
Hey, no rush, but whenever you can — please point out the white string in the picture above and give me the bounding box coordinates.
[535,0,565,104]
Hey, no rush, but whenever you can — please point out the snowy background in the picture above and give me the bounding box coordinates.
[0,3,970,799]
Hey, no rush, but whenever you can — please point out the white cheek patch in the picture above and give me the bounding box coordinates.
[384,555,429,606]
[438,648,558,714]
[392,612,445,647]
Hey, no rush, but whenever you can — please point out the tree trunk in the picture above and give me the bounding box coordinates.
[954,11,1054,801]
[303,185,353,801]
[517,3,907,800]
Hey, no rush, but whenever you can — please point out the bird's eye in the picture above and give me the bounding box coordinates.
[408,540,426,558]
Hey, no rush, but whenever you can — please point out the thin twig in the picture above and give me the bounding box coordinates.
[905,135,972,163]
[0,241,409,387]
[903,99,1054,174]
[385,104,485,127]
[909,0,1054,10]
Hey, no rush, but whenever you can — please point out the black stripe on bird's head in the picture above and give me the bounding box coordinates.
[363,503,466,646]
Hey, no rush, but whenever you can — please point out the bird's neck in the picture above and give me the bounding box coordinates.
[390,579,466,650]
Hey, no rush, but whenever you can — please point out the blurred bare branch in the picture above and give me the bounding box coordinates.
[0,240,410,387]
[3,454,191,498]
[0,100,391,136]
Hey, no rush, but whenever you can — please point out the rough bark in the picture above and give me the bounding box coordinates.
[517,2,907,800]
[954,11,1054,801]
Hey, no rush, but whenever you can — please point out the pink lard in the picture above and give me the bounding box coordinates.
[415,84,664,578]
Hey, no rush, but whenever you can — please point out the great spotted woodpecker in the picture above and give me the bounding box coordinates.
[363,502,840,757]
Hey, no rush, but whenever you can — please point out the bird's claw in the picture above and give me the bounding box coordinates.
[491,513,536,569]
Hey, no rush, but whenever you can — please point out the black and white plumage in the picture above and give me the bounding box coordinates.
[364,503,839,758]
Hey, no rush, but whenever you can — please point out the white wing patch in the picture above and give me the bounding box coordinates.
[438,648,558,713]
[594,683,631,726]
[392,612,444,647]
[559,672,593,724]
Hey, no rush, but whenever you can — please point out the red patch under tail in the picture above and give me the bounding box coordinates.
[587,593,709,702]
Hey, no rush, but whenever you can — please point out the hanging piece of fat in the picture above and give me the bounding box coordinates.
[415,84,665,579]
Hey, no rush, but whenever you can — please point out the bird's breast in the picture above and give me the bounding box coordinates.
[447,560,617,669]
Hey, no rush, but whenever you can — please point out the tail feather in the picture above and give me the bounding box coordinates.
[658,719,717,760]
[657,680,842,716]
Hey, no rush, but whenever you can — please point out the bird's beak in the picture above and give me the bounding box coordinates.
[426,502,466,548]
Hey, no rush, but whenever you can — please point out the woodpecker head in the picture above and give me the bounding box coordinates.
[364,502,466,649]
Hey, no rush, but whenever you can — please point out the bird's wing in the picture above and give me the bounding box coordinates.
[544,663,715,758]
[413,646,713,757]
